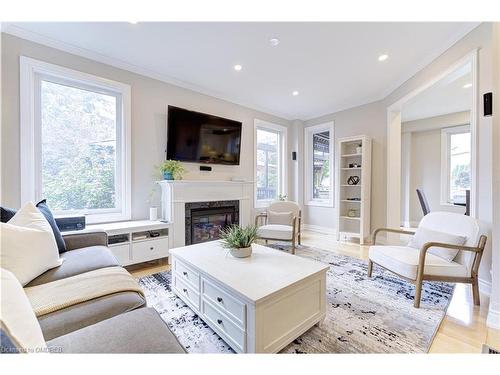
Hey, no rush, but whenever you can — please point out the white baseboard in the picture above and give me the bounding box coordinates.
[479,278,492,296]
[302,224,336,235]
[487,301,500,330]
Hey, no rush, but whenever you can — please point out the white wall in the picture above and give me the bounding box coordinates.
[0,33,292,219]
[488,22,500,329]
[303,101,387,233]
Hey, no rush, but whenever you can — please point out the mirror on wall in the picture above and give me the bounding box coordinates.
[400,61,472,228]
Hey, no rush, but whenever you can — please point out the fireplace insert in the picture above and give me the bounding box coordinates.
[185,200,239,245]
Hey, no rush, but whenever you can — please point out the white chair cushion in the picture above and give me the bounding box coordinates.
[268,210,293,225]
[257,224,293,241]
[369,245,468,280]
[407,227,466,262]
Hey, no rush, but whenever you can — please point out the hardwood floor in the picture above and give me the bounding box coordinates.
[128,230,499,353]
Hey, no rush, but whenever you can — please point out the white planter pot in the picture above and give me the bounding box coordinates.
[229,246,252,258]
[149,207,159,221]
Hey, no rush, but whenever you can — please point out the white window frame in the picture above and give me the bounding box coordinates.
[254,119,287,208]
[440,124,471,205]
[304,122,334,207]
[20,56,131,223]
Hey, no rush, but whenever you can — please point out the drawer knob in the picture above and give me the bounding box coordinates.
[183,288,187,293]
[183,271,188,276]
[150,247,154,251]
[217,297,223,303]
[217,319,223,325]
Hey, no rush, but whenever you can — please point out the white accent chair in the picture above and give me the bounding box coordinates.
[368,212,487,308]
[255,201,301,255]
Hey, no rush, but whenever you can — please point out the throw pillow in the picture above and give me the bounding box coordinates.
[1,202,63,286]
[0,268,48,353]
[267,210,294,226]
[0,206,17,223]
[0,201,67,253]
[36,200,67,253]
[408,227,466,262]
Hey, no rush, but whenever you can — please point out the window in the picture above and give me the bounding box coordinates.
[441,125,471,205]
[304,122,334,206]
[21,57,131,223]
[254,120,287,207]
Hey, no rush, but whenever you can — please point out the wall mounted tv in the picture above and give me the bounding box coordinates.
[166,106,242,165]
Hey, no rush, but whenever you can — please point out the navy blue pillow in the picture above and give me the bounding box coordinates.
[0,328,19,354]
[0,201,67,253]
[36,200,67,253]
[0,206,17,223]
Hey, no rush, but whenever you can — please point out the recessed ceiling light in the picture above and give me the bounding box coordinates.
[269,38,280,46]
[234,64,242,71]
[129,21,138,24]
[463,83,472,88]
[292,91,299,96]
[378,54,389,62]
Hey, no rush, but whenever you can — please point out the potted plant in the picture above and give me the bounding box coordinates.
[159,160,186,180]
[219,225,258,258]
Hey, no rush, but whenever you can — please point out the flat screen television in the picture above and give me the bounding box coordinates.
[166,106,242,165]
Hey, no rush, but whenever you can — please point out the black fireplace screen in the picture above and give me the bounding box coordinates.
[185,201,239,245]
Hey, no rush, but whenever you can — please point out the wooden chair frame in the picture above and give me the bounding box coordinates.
[368,227,487,308]
[255,210,301,255]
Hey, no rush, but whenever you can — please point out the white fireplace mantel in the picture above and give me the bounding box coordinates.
[157,180,254,248]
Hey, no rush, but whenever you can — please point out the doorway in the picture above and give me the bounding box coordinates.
[386,51,478,229]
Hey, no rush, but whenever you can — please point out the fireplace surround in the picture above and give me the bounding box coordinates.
[157,180,253,248]
[185,200,239,245]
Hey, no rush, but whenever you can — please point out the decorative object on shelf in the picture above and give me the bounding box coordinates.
[349,162,361,168]
[347,176,360,185]
[347,209,359,218]
[159,160,186,180]
[356,144,362,154]
[149,207,158,221]
[277,194,288,201]
[219,224,258,258]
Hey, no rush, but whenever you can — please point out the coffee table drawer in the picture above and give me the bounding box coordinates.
[173,258,200,291]
[202,300,245,352]
[202,278,245,327]
[173,274,200,310]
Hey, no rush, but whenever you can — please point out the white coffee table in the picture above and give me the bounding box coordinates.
[169,241,328,353]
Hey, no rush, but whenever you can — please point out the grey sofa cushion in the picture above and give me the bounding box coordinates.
[38,291,145,341]
[47,308,186,353]
[26,246,119,287]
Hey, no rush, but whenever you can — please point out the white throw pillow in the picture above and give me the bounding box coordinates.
[0,268,48,353]
[0,202,63,286]
[407,227,466,262]
[267,210,294,226]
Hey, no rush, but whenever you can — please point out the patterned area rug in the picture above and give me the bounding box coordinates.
[138,244,454,353]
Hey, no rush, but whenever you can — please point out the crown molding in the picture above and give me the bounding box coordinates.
[2,23,293,121]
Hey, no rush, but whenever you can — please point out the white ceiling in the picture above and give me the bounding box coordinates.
[3,22,479,120]
[402,62,472,122]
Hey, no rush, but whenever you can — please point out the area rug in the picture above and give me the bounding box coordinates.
[138,244,454,353]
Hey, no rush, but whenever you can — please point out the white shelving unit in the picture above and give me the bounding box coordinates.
[336,135,372,244]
